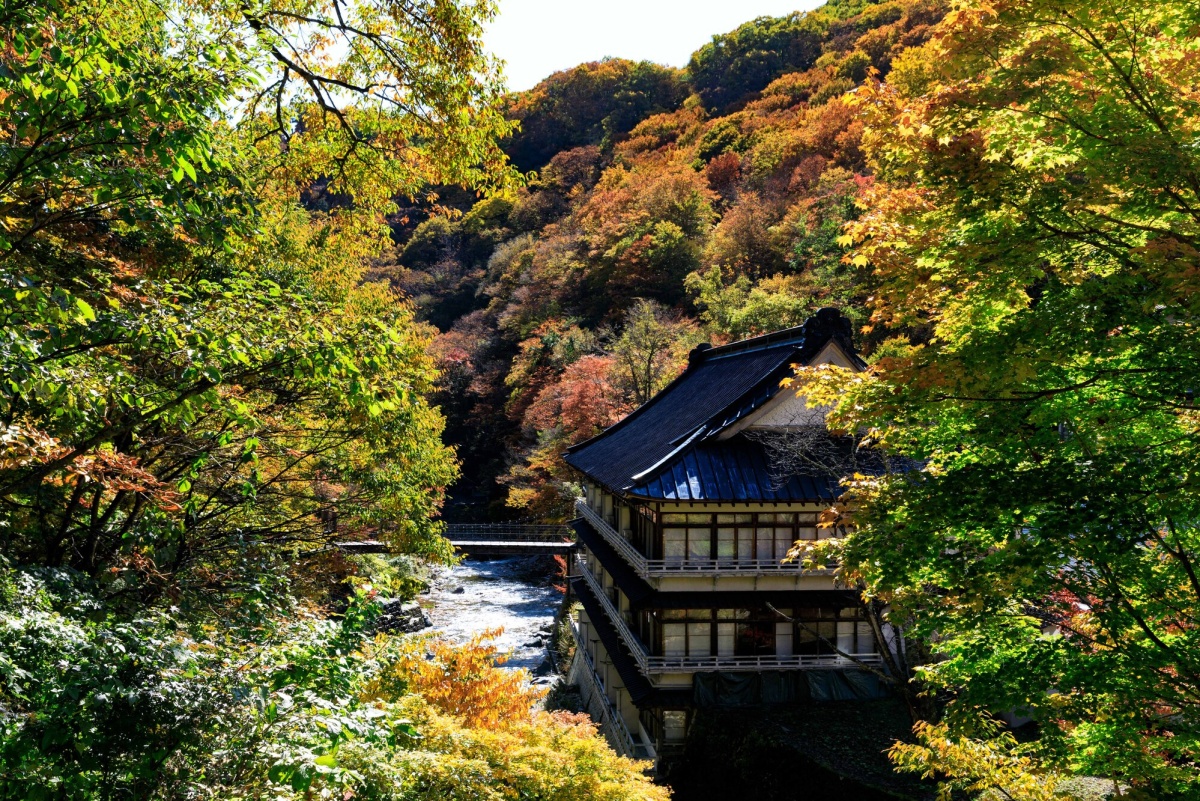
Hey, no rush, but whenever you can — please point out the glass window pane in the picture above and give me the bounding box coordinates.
[663,710,687,741]
[837,622,856,654]
[775,527,794,559]
[755,529,773,560]
[817,621,836,650]
[663,624,686,656]
[857,622,875,653]
[687,528,710,560]
[717,527,736,558]
[775,622,793,657]
[716,514,736,524]
[662,513,686,523]
[717,623,735,656]
[663,528,686,560]
[797,526,817,541]
[736,622,774,655]
[795,624,819,655]
[687,622,711,655]
[686,513,712,524]
[737,530,753,560]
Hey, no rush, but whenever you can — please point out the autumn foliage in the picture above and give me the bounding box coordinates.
[385,0,947,519]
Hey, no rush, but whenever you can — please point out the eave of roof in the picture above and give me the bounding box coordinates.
[564,309,861,497]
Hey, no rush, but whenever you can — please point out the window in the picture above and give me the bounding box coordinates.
[657,510,831,565]
[717,527,736,560]
[717,622,735,656]
[775,621,794,656]
[735,621,774,655]
[663,710,687,742]
[791,607,877,656]
[662,624,686,656]
[663,528,686,561]
[661,620,712,656]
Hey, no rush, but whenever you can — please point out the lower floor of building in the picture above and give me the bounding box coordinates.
[568,598,894,766]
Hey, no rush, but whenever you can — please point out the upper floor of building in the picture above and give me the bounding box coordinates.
[565,309,884,583]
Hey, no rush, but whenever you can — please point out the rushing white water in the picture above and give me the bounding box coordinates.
[423,556,562,674]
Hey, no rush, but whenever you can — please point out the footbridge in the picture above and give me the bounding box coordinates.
[335,523,577,558]
[443,523,577,557]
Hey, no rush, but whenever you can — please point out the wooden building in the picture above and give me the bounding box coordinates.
[564,308,893,765]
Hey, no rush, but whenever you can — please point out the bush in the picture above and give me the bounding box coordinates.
[0,565,663,800]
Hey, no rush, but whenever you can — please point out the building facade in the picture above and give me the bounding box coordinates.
[563,309,893,765]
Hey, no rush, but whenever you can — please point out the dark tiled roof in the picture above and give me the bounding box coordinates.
[629,436,841,501]
[565,309,861,497]
[572,517,858,610]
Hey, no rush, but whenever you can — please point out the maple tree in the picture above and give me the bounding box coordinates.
[797,0,1200,794]
[0,0,520,601]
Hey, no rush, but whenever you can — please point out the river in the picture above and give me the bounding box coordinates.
[423,555,563,676]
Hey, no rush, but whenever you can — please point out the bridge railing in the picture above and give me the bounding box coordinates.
[444,523,573,543]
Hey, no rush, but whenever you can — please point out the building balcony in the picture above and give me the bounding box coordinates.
[574,498,836,578]
[576,557,884,676]
[570,620,653,760]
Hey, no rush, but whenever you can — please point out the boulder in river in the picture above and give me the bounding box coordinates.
[375,599,432,633]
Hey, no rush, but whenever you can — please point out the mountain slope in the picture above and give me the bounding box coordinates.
[374,0,946,520]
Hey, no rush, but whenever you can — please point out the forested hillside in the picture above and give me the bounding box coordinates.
[377,0,946,520]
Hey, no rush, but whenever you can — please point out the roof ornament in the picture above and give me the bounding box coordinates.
[808,307,857,356]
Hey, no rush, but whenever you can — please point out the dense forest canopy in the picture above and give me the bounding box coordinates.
[381,0,946,521]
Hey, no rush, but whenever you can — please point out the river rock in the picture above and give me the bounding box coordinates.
[451,585,465,594]
[375,599,432,633]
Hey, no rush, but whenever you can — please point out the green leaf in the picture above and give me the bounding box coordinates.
[176,156,197,182]
[74,298,96,322]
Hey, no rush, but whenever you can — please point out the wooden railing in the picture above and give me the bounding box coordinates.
[577,559,884,674]
[574,499,835,577]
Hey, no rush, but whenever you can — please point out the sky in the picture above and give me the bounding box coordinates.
[484,0,826,93]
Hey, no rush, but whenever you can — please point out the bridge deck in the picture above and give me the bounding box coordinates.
[336,523,578,557]
[448,539,577,555]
